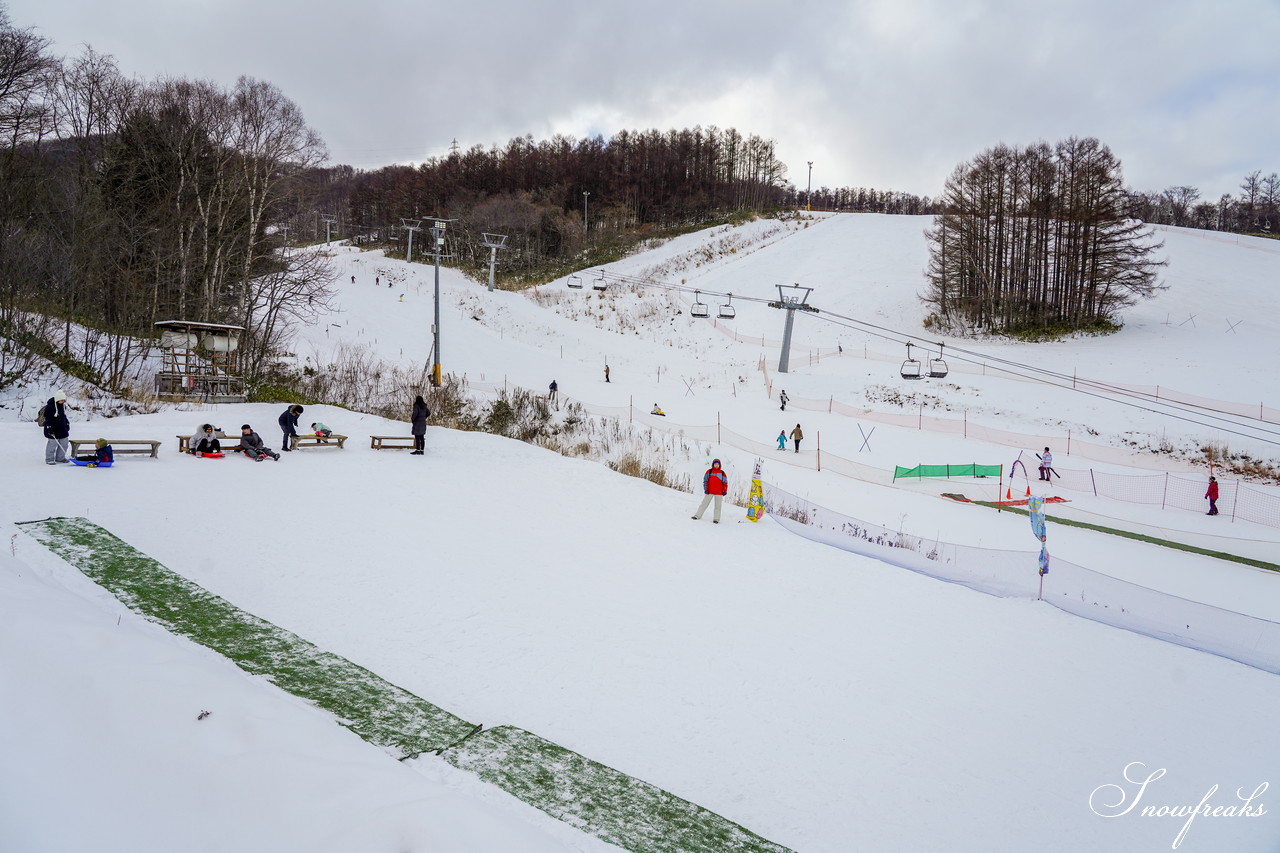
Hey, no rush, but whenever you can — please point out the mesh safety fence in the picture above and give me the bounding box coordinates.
[464,379,1280,528]
[762,483,1280,675]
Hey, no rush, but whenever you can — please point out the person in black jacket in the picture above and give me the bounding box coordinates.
[410,395,430,455]
[43,390,71,464]
[278,404,303,451]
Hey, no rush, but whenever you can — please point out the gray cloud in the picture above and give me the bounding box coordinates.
[7,0,1278,199]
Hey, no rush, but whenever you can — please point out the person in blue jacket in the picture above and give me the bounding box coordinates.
[75,438,113,466]
[278,405,303,451]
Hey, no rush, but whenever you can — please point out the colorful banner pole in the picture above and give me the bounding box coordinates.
[746,459,765,522]
[1028,494,1050,600]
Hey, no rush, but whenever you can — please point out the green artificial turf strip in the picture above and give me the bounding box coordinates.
[970,502,1280,572]
[20,516,798,853]
[442,726,794,853]
[21,516,475,757]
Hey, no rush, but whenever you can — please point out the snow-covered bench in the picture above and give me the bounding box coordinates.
[70,439,160,458]
[176,433,243,454]
[291,433,348,449]
[369,435,415,450]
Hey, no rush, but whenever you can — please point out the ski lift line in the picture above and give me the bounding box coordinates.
[566,268,1280,443]
[811,312,1280,448]
[927,339,1280,441]
[813,309,1280,440]
[586,269,777,306]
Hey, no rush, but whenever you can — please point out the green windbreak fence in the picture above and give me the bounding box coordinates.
[893,463,1001,481]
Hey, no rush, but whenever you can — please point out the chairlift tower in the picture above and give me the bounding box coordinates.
[319,213,337,244]
[426,217,454,386]
[401,218,422,263]
[768,284,819,374]
[480,233,509,292]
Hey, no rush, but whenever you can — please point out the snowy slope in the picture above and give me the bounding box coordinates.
[4,213,1280,852]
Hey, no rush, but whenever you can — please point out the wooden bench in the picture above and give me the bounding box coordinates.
[70,439,160,458]
[176,434,243,454]
[291,433,348,449]
[370,435,416,450]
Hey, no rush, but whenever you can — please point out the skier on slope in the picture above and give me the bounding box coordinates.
[692,459,729,524]
[1038,447,1053,481]
[779,390,790,411]
[777,430,788,450]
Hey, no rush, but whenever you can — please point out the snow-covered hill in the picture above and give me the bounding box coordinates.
[4,213,1279,852]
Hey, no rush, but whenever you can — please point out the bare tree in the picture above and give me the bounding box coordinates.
[1161,185,1200,227]
[924,138,1165,336]
[239,247,333,381]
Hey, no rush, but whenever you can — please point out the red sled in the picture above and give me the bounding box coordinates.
[198,452,225,458]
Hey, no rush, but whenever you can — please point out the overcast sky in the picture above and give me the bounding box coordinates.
[7,0,1279,200]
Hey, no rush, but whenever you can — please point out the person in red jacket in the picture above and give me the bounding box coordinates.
[692,459,729,524]
[1205,476,1219,515]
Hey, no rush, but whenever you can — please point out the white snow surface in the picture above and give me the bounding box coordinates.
[3,213,1279,852]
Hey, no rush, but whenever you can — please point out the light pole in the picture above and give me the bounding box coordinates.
[426,218,454,386]
[806,161,814,211]
[583,191,590,235]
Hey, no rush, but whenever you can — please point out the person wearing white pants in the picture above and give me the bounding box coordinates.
[692,459,728,524]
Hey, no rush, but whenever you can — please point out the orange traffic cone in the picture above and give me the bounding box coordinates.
[1025,485,1031,497]
[1006,488,1012,500]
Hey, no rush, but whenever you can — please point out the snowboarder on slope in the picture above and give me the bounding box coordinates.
[779,390,789,411]
[692,459,728,524]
